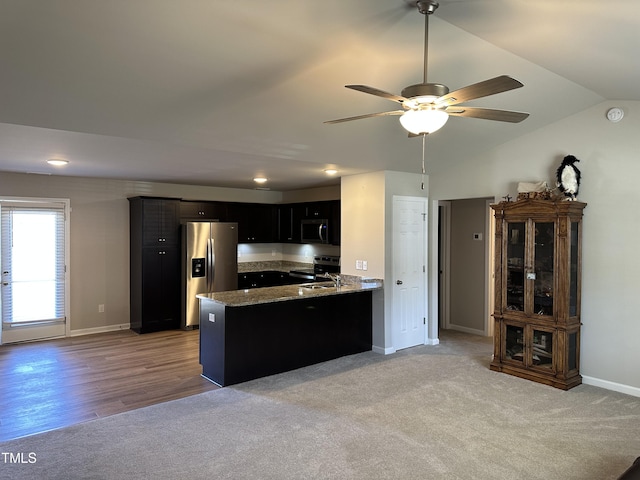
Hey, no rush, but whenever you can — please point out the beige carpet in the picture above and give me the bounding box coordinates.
[0,331,638,479]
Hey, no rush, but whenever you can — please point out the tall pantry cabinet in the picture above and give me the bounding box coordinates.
[129,197,181,333]
[490,199,586,390]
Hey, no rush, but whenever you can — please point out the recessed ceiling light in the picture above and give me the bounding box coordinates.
[47,158,69,166]
[324,168,338,175]
[253,177,268,184]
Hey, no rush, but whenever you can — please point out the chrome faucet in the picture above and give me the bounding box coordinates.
[321,272,341,288]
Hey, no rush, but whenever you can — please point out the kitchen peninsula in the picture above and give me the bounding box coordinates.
[197,277,382,386]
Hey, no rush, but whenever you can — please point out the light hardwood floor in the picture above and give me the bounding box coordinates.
[0,329,218,442]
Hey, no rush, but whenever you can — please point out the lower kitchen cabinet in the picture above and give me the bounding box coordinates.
[237,271,304,289]
[131,247,181,333]
[199,291,372,386]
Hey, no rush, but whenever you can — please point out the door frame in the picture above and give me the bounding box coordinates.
[391,195,428,351]
[437,198,494,337]
[0,196,71,344]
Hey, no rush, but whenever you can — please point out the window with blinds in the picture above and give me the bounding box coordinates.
[1,202,66,327]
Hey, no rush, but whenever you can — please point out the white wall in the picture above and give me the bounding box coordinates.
[428,100,640,393]
[342,170,427,351]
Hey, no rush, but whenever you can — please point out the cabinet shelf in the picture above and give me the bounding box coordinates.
[490,199,586,390]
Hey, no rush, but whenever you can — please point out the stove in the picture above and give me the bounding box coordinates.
[290,256,340,281]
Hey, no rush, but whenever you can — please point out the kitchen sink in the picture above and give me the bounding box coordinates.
[298,282,335,290]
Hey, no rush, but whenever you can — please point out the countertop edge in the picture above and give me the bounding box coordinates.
[197,277,383,307]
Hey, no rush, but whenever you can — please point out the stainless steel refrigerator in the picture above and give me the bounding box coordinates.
[181,222,238,329]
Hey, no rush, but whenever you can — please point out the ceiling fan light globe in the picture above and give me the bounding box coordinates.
[399,109,448,135]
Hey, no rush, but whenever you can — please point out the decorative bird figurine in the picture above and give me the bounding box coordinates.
[556,155,581,200]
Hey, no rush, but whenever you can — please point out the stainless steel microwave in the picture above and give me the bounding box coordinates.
[301,218,329,244]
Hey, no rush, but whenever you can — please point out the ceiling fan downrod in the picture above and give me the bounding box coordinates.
[416,1,439,84]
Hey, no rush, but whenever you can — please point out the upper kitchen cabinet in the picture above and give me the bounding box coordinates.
[226,202,277,243]
[179,201,227,221]
[280,200,341,245]
[278,203,304,243]
[135,197,181,247]
[490,199,586,390]
[302,201,333,219]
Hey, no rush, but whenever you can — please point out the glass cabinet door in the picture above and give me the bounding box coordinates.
[533,222,554,316]
[569,221,579,317]
[504,323,525,364]
[532,328,554,370]
[506,222,525,312]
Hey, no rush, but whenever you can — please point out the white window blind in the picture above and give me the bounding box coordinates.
[1,203,66,326]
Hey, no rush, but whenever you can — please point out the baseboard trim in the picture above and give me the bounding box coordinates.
[69,323,131,337]
[582,375,640,398]
[425,338,440,346]
[447,324,485,336]
[372,345,396,355]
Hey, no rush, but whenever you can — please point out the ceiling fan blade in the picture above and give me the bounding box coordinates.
[436,75,524,107]
[345,85,408,104]
[445,106,529,123]
[324,110,405,124]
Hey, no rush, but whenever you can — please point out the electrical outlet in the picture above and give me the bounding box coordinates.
[473,233,483,241]
[98,304,105,313]
[355,260,363,270]
[362,260,368,271]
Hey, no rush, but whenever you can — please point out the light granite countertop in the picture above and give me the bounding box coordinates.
[196,275,383,307]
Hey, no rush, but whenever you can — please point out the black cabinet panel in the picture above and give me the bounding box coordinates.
[139,198,180,246]
[138,247,180,333]
[227,202,277,243]
[200,292,372,386]
[238,271,306,289]
[129,197,182,334]
[180,201,227,221]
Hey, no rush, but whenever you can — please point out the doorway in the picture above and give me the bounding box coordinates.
[438,198,494,336]
[0,198,70,344]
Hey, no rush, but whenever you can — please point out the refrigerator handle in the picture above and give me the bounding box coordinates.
[208,237,215,292]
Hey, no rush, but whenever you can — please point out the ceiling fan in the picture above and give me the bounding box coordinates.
[325,0,529,135]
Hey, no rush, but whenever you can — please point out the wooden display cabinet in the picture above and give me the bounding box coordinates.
[490,199,586,389]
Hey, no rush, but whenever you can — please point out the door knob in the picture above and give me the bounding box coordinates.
[396,280,403,285]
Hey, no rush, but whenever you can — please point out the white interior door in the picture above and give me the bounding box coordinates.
[1,199,69,344]
[392,196,427,350]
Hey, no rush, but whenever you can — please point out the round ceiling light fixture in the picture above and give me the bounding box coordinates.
[399,108,449,135]
[47,158,69,166]
[324,168,338,175]
[253,177,268,184]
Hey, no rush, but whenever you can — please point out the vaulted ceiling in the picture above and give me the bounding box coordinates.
[0,0,635,191]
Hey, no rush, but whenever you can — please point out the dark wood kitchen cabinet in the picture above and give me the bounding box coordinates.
[129,197,181,333]
[199,291,372,386]
[179,201,227,221]
[277,203,304,243]
[226,202,277,243]
[278,200,340,245]
[490,199,586,389]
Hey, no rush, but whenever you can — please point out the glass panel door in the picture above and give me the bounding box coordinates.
[504,323,525,363]
[533,222,554,316]
[569,221,579,317]
[532,328,554,370]
[506,222,525,312]
[1,200,68,344]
